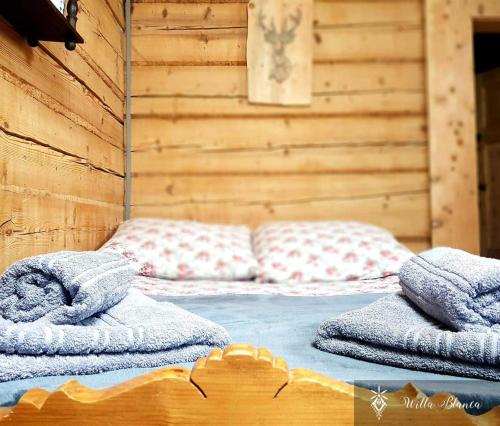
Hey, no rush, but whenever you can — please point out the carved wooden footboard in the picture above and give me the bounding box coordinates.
[1,345,499,425]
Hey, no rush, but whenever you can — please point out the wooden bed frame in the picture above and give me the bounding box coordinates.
[1,344,498,425]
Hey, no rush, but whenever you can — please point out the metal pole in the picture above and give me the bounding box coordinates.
[124,0,132,220]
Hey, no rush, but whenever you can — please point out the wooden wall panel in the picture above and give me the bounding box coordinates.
[132,116,426,150]
[132,63,425,96]
[132,26,423,65]
[133,173,428,205]
[426,0,500,252]
[132,92,425,117]
[132,144,427,175]
[131,192,430,247]
[131,0,431,252]
[0,0,125,271]
[131,1,422,29]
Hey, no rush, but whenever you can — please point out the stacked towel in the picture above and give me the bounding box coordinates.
[0,251,230,381]
[399,247,500,332]
[314,248,500,380]
[314,293,500,380]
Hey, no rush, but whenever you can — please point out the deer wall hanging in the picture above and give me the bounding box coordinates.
[247,0,313,106]
[257,8,302,84]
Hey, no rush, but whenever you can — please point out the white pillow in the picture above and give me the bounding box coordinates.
[102,218,257,280]
[253,221,413,283]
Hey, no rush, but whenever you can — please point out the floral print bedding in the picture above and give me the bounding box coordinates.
[132,275,402,297]
[253,221,413,283]
[101,218,257,281]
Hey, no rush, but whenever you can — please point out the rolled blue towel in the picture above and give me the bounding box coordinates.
[0,251,133,324]
[399,247,500,332]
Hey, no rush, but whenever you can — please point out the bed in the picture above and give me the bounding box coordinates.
[2,287,500,424]
[1,221,499,424]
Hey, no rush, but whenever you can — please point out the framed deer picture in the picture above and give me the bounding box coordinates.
[247,0,313,105]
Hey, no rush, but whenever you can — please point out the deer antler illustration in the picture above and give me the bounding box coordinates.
[257,8,303,83]
[282,8,302,42]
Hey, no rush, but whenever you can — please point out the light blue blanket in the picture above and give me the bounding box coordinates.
[400,247,500,331]
[2,293,499,414]
[0,252,230,381]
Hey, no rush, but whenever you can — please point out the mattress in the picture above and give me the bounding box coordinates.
[132,274,402,296]
[1,292,499,413]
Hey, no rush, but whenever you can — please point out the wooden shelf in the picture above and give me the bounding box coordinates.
[0,0,83,51]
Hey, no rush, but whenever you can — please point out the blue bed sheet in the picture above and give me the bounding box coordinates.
[1,293,499,412]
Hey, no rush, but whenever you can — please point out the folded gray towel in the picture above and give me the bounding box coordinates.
[0,251,230,380]
[314,293,500,380]
[0,289,230,381]
[400,247,500,332]
[0,251,133,324]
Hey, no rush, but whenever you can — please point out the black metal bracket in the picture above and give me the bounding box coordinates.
[65,0,79,51]
[0,0,84,51]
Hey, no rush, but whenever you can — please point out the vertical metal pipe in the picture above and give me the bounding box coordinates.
[124,0,132,220]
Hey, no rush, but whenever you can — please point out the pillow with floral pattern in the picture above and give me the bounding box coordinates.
[101,218,258,280]
[253,221,413,283]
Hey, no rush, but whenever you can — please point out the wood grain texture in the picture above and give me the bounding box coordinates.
[402,239,431,253]
[426,0,500,252]
[132,116,427,150]
[76,0,125,92]
[130,0,430,247]
[132,92,425,117]
[130,0,422,29]
[1,345,497,425]
[132,192,430,239]
[132,143,428,174]
[131,173,430,237]
[132,172,428,205]
[0,76,123,175]
[0,192,121,268]
[0,0,125,272]
[41,42,124,121]
[0,23,122,147]
[132,26,423,65]
[106,0,125,29]
[132,63,425,97]
[0,132,123,206]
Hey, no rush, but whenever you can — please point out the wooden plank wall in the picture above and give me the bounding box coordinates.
[0,0,125,271]
[425,0,500,253]
[131,0,431,252]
